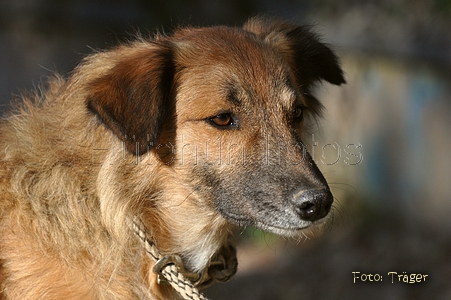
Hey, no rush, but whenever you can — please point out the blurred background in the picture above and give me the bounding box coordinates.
[1,0,450,299]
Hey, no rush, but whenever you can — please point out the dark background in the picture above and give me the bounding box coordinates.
[2,1,451,299]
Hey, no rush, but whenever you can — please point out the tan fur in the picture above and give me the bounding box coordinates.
[0,17,344,299]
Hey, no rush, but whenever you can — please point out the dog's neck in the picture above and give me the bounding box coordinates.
[140,192,230,273]
[133,217,237,290]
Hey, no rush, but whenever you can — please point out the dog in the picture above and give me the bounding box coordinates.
[0,16,345,299]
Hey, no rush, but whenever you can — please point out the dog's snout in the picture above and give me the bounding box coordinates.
[293,189,333,222]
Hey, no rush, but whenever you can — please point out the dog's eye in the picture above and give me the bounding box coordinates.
[208,113,236,128]
[293,106,304,122]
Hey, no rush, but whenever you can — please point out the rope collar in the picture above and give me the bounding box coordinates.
[132,217,237,300]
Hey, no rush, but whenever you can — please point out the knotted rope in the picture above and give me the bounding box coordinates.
[132,217,208,300]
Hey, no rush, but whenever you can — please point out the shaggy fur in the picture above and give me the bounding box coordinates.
[0,17,344,299]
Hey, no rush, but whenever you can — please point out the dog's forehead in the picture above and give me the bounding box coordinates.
[173,26,297,110]
[174,26,285,72]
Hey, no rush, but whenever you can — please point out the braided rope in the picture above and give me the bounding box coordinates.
[132,217,208,300]
[160,265,207,300]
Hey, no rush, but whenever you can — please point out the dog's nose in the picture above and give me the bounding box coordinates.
[292,189,333,222]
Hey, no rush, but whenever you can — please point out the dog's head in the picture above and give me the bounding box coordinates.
[87,17,345,237]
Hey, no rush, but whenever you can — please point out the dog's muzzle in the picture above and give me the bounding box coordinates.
[292,188,333,222]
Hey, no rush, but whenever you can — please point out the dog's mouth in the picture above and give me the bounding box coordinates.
[253,218,331,237]
[219,209,331,237]
[213,186,334,237]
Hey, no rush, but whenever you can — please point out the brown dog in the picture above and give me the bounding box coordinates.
[0,17,344,299]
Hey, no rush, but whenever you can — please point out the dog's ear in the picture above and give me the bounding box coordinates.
[244,17,345,86]
[86,41,175,155]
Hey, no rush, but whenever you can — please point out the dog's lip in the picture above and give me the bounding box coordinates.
[254,221,311,236]
[219,211,321,236]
